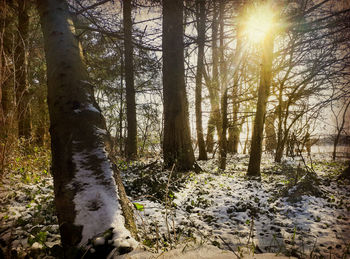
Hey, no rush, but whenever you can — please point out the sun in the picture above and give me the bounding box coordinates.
[242,3,276,44]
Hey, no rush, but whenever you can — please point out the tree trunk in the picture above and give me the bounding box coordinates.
[195,0,207,161]
[274,86,284,162]
[205,0,221,154]
[265,111,277,154]
[247,35,274,177]
[162,0,195,170]
[37,0,137,252]
[243,116,250,154]
[228,29,242,154]
[275,135,287,162]
[119,53,124,155]
[1,1,17,177]
[218,0,227,169]
[206,111,215,153]
[333,100,350,160]
[16,0,31,139]
[123,0,137,160]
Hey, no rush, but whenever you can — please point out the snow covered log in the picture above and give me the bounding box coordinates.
[36,0,137,254]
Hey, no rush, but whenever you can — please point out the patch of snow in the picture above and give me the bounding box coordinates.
[86,103,100,113]
[31,242,43,249]
[68,144,138,248]
[127,156,350,258]
[94,126,107,136]
[93,236,105,246]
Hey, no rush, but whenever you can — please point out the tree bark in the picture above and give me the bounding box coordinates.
[37,0,136,251]
[16,0,31,139]
[228,26,242,154]
[206,110,215,153]
[243,116,250,154]
[274,87,284,162]
[265,111,277,154]
[123,0,137,160]
[218,0,227,169]
[332,100,350,160]
[162,0,195,170]
[195,0,207,161]
[205,0,221,154]
[247,35,274,177]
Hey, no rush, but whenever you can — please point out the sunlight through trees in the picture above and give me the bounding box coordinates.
[0,0,349,257]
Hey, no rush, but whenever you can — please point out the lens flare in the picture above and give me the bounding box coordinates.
[243,4,275,43]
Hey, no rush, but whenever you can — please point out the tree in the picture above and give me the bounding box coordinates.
[123,0,137,160]
[195,0,207,161]
[205,0,221,154]
[264,110,277,154]
[1,0,19,177]
[227,13,243,154]
[36,0,136,252]
[247,33,274,177]
[218,0,228,169]
[162,0,195,170]
[331,98,350,160]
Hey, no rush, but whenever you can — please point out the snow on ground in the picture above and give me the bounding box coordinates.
[123,155,350,258]
[0,153,349,258]
[0,171,60,257]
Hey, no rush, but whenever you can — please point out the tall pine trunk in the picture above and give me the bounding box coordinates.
[123,0,137,160]
[162,0,195,170]
[195,0,207,161]
[247,35,274,177]
[37,0,136,251]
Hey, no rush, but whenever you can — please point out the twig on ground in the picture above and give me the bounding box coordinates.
[218,236,241,259]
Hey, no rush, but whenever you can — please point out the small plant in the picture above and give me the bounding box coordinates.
[133,202,144,211]
[28,231,48,247]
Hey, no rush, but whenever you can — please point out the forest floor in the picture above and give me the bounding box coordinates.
[0,151,349,258]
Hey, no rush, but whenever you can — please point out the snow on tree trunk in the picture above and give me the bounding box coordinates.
[36,0,137,251]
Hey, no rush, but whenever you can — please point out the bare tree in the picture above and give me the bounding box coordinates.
[247,34,274,177]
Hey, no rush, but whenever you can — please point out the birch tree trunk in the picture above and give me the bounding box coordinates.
[37,0,137,252]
